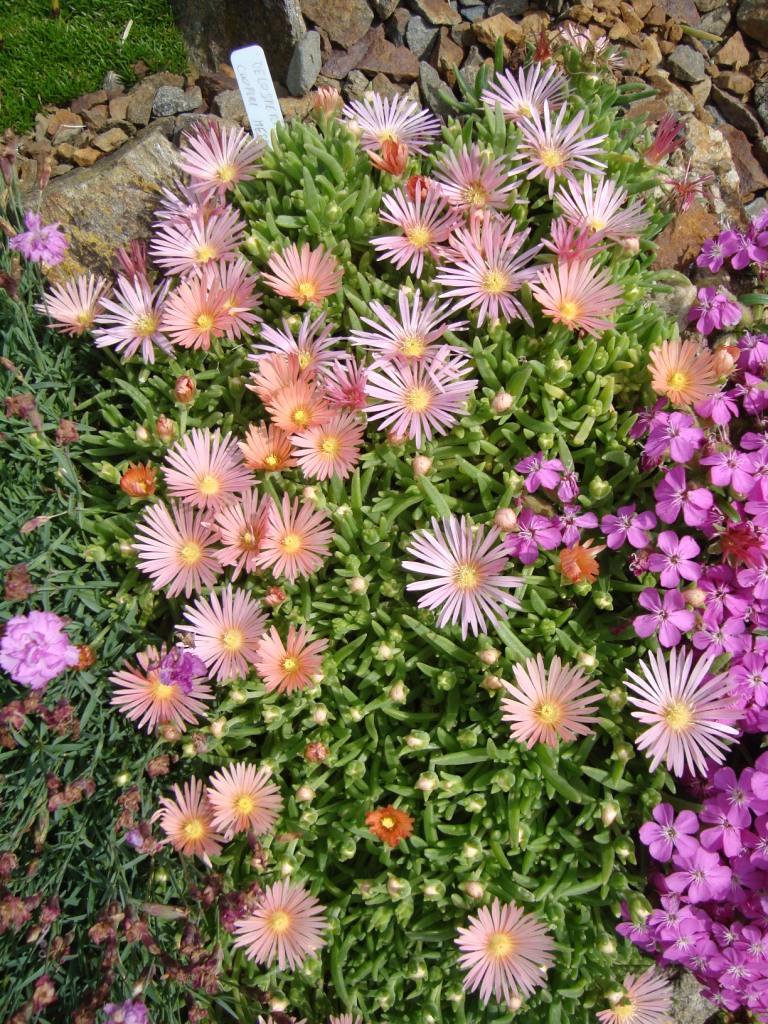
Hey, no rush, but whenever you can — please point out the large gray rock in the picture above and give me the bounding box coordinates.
[407,16,440,58]
[670,972,715,1024]
[667,45,707,82]
[737,0,768,46]
[37,123,181,281]
[287,30,323,95]
[755,80,768,129]
[152,85,203,117]
[167,0,306,82]
[699,5,731,34]
[710,83,762,137]
[418,60,453,119]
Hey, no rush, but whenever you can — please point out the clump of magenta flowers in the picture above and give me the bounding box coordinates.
[21,29,729,1024]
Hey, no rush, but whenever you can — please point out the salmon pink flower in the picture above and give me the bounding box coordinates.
[254,624,328,695]
[150,205,245,276]
[152,778,225,867]
[161,269,232,350]
[266,379,333,435]
[255,494,334,583]
[365,804,414,847]
[290,411,365,480]
[134,501,222,598]
[531,259,624,336]
[232,879,328,969]
[206,762,282,838]
[213,489,274,580]
[239,423,297,472]
[261,243,343,305]
[110,645,213,733]
[181,586,267,683]
[596,968,673,1024]
[500,654,601,748]
[649,340,719,408]
[163,427,254,511]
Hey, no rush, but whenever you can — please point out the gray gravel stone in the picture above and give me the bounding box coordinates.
[746,195,768,219]
[488,0,526,14]
[699,5,731,35]
[286,29,322,95]
[212,89,247,122]
[152,85,203,117]
[343,69,370,100]
[407,15,440,57]
[387,7,411,45]
[711,83,763,137]
[694,0,725,9]
[458,44,485,89]
[461,4,487,19]
[419,60,453,118]
[737,0,768,47]
[755,81,768,130]
[372,0,399,16]
[669,972,715,1024]
[667,45,707,82]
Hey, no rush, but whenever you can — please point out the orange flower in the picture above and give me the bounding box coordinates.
[239,423,297,472]
[559,539,606,584]
[120,462,157,497]
[369,140,409,176]
[76,644,96,670]
[365,804,414,848]
[648,339,718,408]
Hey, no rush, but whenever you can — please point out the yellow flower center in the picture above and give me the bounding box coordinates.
[179,541,203,566]
[265,453,279,468]
[283,656,300,674]
[381,816,395,829]
[668,371,689,392]
[537,701,562,726]
[587,216,607,232]
[198,473,220,496]
[321,437,340,458]
[464,183,489,207]
[292,408,310,427]
[378,129,400,144]
[152,681,177,700]
[400,333,427,358]
[406,225,433,249]
[235,794,255,814]
[405,386,431,412]
[487,931,516,959]
[482,270,509,295]
[217,164,236,183]
[183,818,205,841]
[296,280,318,303]
[540,146,564,170]
[281,533,302,553]
[298,351,312,370]
[665,701,693,732]
[454,564,478,590]
[222,629,243,652]
[613,1005,637,1023]
[241,530,257,549]
[268,910,292,934]
[195,244,217,264]
[559,300,580,323]
[196,313,215,331]
[517,102,534,118]
[134,313,159,337]
[75,311,94,328]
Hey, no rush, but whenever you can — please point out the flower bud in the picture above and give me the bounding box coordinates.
[230,688,247,704]
[295,785,314,803]
[118,540,134,557]
[599,937,616,955]
[415,772,438,792]
[312,704,328,725]
[436,670,455,690]
[264,586,287,607]
[491,391,513,413]
[422,880,445,900]
[412,454,432,475]
[601,801,620,826]
[159,724,182,742]
[507,996,523,1011]
[588,476,611,500]
[349,575,368,594]
[387,876,406,897]
[262,707,281,724]
[347,706,364,723]
[210,718,227,739]
[614,741,633,763]
[477,647,500,666]
[446,983,465,1003]
[269,997,289,1013]
[615,839,633,859]
[462,841,481,859]
[493,507,518,531]
[578,651,596,669]
[174,375,196,403]
[135,425,150,443]
[462,880,484,899]
[305,741,329,763]
[481,674,503,692]
[712,347,735,377]
[607,687,625,711]
[376,643,393,661]
[155,415,175,443]
[338,837,356,860]
[303,486,318,501]
[387,429,408,445]
[310,671,324,685]
[464,794,486,813]
[182,742,195,756]
[593,592,613,610]
[682,585,707,608]
[620,236,640,254]
[115,771,131,787]
[405,731,430,749]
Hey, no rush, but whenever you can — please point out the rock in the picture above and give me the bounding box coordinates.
[46,109,84,139]
[92,127,131,153]
[694,0,726,10]
[451,20,476,44]
[670,971,720,1024]
[737,0,768,47]
[301,0,374,47]
[287,30,323,94]
[458,44,487,88]
[634,0,654,15]
[72,147,103,168]
[81,106,109,131]
[716,30,751,67]
[653,203,724,270]
[51,123,86,146]
[621,46,649,73]
[644,69,696,111]
[667,44,707,81]
[656,0,701,22]
[746,195,768,218]
[710,83,762,136]
[407,16,441,58]
[196,71,238,106]
[754,135,768,170]
[619,2,645,32]
[755,80,768,127]
[642,33,664,66]
[472,12,521,52]
[653,278,698,330]
[212,89,248,122]
[409,0,462,25]
[108,94,132,122]
[279,94,314,118]
[55,142,76,161]
[419,60,454,118]
[168,0,306,81]
[722,123,768,198]
[70,90,109,115]
[38,123,182,281]
[152,85,204,117]
[343,69,371,99]
[715,70,754,93]
[370,72,404,100]
[699,5,731,34]
[372,0,399,15]
[487,0,527,14]
[358,28,420,79]
[432,25,465,83]
[646,4,667,26]
[683,114,745,219]
[125,83,159,127]
[690,77,712,105]
[461,5,486,19]
[386,7,412,45]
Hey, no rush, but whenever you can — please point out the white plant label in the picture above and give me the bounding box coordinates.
[231,45,284,142]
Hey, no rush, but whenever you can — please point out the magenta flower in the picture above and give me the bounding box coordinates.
[692,615,748,657]
[639,803,699,862]
[557,469,580,502]
[719,227,768,271]
[666,846,732,904]
[654,466,714,527]
[693,389,740,426]
[0,610,80,690]
[699,448,754,494]
[515,452,564,492]
[687,287,742,335]
[103,1000,149,1024]
[503,509,562,565]
[601,505,657,550]
[555,505,598,546]
[699,796,747,857]
[647,532,702,588]
[645,412,705,464]
[696,237,726,273]
[9,211,69,266]
[633,587,695,647]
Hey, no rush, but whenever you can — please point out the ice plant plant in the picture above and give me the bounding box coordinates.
[365,805,415,848]
[232,879,328,969]
[500,654,601,748]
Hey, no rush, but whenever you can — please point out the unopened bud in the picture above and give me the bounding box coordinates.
[589,476,611,500]
[305,741,329,763]
[462,880,484,899]
[389,681,407,702]
[230,688,247,704]
[482,674,503,692]
[599,937,616,955]
[477,647,500,666]
[413,455,432,476]
[159,724,182,742]
[312,704,328,725]
[155,415,175,443]
[262,707,281,724]
[601,801,620,826]
[264,586,287,607]
[416,772,438,792]
[620,236,640,254]
[303,486,318,501]
[387,876,405,897]
[507,996,523,1011]
[349,575,368,594]
[578,651,597,669]
[376,643,393,661]
[712,347,735,377]
[269,997,289,1012]
[491,391,513,413]
[462,841,481,859]
[682,585,707,608]
[607,687,625,711]
[118,539,134,557]
[174,375,196,403]
[615,839,632,859]
[115,772,131,786]
[594,592,613,610]
[135,425,150,442]
[210,718,227,739]
[422,880,444,900]
[615,742,633,763]
[387,429,408,445]
[405,731,430,749]
[182,742,195,756]
[493,507,518,531]
[347,706,363,723]
[295,785,314,803]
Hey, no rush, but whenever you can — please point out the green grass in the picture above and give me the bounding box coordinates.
[0,0,189,135]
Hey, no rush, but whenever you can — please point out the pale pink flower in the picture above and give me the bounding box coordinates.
[290,411,365,480]
[217,256,263,339]
[544,216,609,263]
[481,63,568,122]
[530,259,624,336]
[178,120,265,199]
[252,310,342,377]
[261,242,343,305]
[456,898,555,1006]
[213,488,274,579]
[402,515,523,639]
[255,493,334,583]
[92,275,172,363]
[514,101,606,197]
[500,654,601,748]
[624,648,740,777]
[182,585,267,684]
[365,348,477,447]
[36,274,110,336]
[350,287,467,365]
[432,144,517,214]
[371,184,459,278]
[318,355,368,411]
[153,181,220,227]
[206,762,283,838]
[134,501,221,598]
[150,205,245,276]
[343,94,440,155]
[163,427,255,511]
[110,645,213,733]
[232,879,328,969]
[152,778,225,867]
[161,269,231,351]
[555,176,650,241]
[239,423,297,472]
[313,86,343,119]
[247,352,302,404]
[328,1016,362,1024]
[266,379,333,435]
[255,624,328,695]
[435,219,541,326]
[596,967,673,1024]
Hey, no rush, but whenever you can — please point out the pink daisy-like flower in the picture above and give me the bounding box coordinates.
[181,585,267,684]
[213,488,274,580]
[544,216,609,264]
[624,648,741,777]
[456,898,555,1006]
[266,379,334,435]
[239,423,297,472]
[252,310,342,377]
[150,205,245,276]
[432,144,517,214]
[290,411,365,480]
[500,654,601,748]
[163,427,255,511]
[402,515,523,639]
[217,256,263,340]
[153,181,219,227]
[365,348,477,447]
[254,624,329,695]
[152,778,225,867]
[318,355,368,411]
[161,269,231,351]
[343,94,440,155]
[481,63,568,122]
[596,967,673,1024]
[329,1016,362,1024]
[92,275,172,363]
[110,645,213,733]
[530,259,624,336]
[247,352,303,404]
[372,184,459,278]
[206,762,283,838]
[435,219,541,326]
[232,878,329,969]
[514,101,606,198]
[134,501,221,598]
[36,273,110,336]
[261,242,343,305]
[350,287,467,365]
[255,493,335,583]
[555,176,650,242]
[178,120,265,199]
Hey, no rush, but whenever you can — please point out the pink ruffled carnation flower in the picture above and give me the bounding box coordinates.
[0,610,79,690]
[9,211,69,266]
